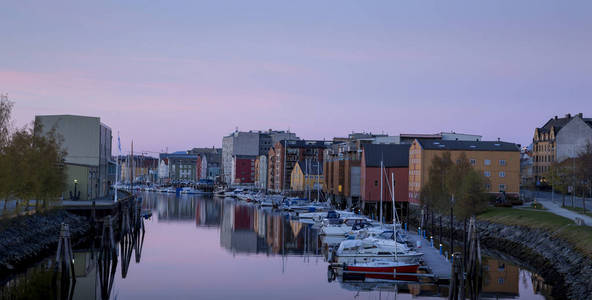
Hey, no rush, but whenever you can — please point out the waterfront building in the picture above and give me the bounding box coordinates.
[344,132,482,145]
[119,155,158,184]
[222,130,298,185]
[158,158,169,184]
[290,160,324,197]
[532,113,592,184]
[160,151,199,182]
[360,144,411,220]
[321,131,481,209]
[231,155,257,184]
[35,114,113,201]
[323,137,365,209]
[267,140,330,193]
[254,155,268,190]
[408,139,521,205]
[189,147,222,181]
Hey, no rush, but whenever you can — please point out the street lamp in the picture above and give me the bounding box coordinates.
[71,179,79,201]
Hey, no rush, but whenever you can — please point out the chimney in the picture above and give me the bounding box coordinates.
[577,113,583,118]
[566,113,571,118]
[554,116,558,120]
[497,137,500,142]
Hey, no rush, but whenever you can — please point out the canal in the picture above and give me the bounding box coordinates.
[1,193,553,299]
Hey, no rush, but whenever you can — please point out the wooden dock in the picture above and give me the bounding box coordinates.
[406,231,451,280]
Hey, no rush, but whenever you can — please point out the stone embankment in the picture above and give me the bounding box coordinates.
[408,210,592,299]
[0,210,89,277]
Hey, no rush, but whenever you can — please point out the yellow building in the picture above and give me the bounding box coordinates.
[408,139,520,205]
[290,161,324,192]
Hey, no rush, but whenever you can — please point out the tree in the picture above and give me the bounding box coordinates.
[0,95,12,149]
[420,151,454,214]
[421,151,490,218]
[545,162,570,207]
[31,121,67,209]
[455,168,489,219]
[0,96,13,210]
[0,97,67,213]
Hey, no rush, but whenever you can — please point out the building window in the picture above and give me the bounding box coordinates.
[499,184,506,191]
[470,159,476,166]
[485,184,491,191]
[484,171,491,177]
[498,278,505,285]
[484,159,491,166]
[499,171,505,178]
[374,180,378,186]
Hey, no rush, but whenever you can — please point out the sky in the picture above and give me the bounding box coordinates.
[1,0,591,155]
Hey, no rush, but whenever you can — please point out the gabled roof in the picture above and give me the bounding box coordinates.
[296,161,323,175]
[538,114,592,134]
[363,144,410,168]
[416,140,519,152]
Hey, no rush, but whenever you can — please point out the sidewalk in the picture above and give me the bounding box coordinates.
[534,198,592,226]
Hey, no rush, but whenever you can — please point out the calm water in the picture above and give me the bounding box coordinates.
[1,193,553,299]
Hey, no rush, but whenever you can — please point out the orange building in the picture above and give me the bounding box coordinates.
[408,139,521,205]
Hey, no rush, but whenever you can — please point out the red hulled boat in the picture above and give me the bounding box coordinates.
[344,260,419,281]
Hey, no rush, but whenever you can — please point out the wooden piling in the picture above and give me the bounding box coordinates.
[55,223,76,282]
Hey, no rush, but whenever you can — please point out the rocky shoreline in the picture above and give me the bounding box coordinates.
[0,210,90,278]
[408,209,592,299]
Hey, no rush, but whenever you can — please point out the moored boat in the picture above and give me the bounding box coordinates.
[343,260,420,281]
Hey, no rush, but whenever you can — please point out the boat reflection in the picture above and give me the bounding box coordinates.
[0,194,553,300]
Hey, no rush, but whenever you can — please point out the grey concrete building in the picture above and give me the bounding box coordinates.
[35,115,113,201]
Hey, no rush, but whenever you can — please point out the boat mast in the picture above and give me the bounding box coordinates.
[379,159,383,226]
[115,131,120,202]
[392,172,397,262]
[316,160,320,203]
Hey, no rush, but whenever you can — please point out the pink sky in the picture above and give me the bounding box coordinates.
[2,1,591,155]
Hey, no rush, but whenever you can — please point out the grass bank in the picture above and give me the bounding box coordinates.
[477,207,592,258]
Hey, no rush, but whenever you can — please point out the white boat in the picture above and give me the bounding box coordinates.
[334,239,423,264]
[320,217,373,237]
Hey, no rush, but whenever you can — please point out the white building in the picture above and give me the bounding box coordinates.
[35,115,113,201]
[158,159,169,182]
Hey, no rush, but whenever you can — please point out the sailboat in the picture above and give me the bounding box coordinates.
[337,164,421,275]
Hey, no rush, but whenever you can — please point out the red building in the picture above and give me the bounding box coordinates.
[360,144,410,221]
[233,155,256,184]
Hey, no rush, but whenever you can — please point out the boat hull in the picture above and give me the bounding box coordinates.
[344,263,419,281]
[335,253,423,265]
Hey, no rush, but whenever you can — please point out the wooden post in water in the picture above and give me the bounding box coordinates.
[55,223,76,282]
[466,216,482,300]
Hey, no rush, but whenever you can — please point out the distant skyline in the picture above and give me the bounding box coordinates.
[2,1,591,154]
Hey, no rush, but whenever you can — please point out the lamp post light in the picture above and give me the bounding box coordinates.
[73,179,79,201]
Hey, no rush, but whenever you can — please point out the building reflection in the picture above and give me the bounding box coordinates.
[481,258,520,298]
[216,200,320,256]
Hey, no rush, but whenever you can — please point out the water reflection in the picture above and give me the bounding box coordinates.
[0,194,553,299]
